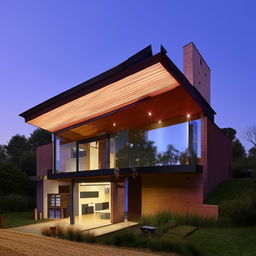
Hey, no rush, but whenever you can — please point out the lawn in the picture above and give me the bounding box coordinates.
[205,178,256,205]
[186,227,256,256]
[1,211,47,228]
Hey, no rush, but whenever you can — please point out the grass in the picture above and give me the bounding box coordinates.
[186,227,256,256]
[41,224,96,243]
[1,211,47,228]
[206,178,256,205]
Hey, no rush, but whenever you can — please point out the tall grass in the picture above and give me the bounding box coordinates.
[98,228,202,256]
[140,211,218,228]
[40,224,96,243]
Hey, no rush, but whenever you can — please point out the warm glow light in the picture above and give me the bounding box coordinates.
[148,112,152,116]
[158,120,162,123]
[28,62,180,132]
[187,114,191,118]
[113,123,116,126]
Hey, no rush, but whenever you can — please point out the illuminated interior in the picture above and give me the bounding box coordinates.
[54,118,201,173]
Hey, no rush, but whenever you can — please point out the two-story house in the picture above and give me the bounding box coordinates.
[20,43,232,227]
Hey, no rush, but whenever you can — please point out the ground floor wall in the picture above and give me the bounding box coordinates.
[42,179,71,218]
[141,173,218,217]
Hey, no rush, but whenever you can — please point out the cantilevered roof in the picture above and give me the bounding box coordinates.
[20,45,215,133]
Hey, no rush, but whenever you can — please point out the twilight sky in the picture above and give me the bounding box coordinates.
[0,0,255,151]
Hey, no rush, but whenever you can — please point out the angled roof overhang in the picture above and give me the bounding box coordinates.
[20,45,215,134]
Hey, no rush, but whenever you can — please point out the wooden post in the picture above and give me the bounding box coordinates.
[70,180,75,225]
[39,212,42,220]
[50,226,57,237]
[34,208,38,221]
[124,177,128,221]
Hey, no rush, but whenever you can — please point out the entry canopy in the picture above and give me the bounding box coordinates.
[20,45,215,135]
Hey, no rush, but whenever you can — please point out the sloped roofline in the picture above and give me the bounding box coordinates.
[20,45,215,123]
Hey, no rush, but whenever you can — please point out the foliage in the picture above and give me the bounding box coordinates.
[0,194,34,213]
[28,128,51,151]
[186,227,256,256]
[5,134,30,170]
[140,211,217,228]
[232,139,246,160]
[221,128,237,141]
[232,157,256,177]
[157,144,179,165]
[41,225,96,243]
[206,178,256,205]
[98,227,202,256]
[246,125,256,148]
[220,196,256,226]
[0,162,31,196]
[248,146,256,158]
[0,145,6,161]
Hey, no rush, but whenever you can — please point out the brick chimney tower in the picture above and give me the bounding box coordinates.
[183,42,211,104]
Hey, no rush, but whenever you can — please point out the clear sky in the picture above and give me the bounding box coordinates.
[0,0,255,151]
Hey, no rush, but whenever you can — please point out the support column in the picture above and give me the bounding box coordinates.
[70,180,75,225]
[124,177,128,221]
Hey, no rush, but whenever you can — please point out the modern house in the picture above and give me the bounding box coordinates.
[20,43,232,226]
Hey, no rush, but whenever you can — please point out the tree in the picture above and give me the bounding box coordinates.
[221,128,237,141]
[28,128,51,151]
[246,126,256,147]
[5,135,30,170]
[0,145,6,162]
[157,145,179,165]
[232,139,246,160]
[248,147,256,158]
[0,161,30,196]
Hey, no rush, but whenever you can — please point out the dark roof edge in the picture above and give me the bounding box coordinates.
[159,53,216,119]
[20,44,215,124]
[20,45,153,118]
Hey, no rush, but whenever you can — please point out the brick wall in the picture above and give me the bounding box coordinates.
[128,176,142,221]
[183,42,211,103]
[141,173,218,217]
[36,143,53,176]
[202,117,232,198]
[111,181,125,224]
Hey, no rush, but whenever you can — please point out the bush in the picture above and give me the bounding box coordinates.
[233,157,256,178]
[220,196,256,226]
[0,194,34,213]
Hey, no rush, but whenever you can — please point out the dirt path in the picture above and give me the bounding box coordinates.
[0,229,174,256]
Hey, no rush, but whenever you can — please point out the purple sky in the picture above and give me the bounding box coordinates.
[0,0,255,151]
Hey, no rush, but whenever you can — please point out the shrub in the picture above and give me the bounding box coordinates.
[220,196,256,226]
[0,194,34,213]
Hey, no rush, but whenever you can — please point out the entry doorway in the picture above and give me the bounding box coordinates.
[77,182,111,227]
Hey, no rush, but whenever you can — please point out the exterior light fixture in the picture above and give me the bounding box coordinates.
[148,112,152,116]
[187,114,191,118]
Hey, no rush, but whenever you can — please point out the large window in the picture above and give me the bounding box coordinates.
[55,136,76,173]
[54,119,201,173]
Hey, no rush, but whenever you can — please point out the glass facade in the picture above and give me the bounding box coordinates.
[54,119,201,173]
